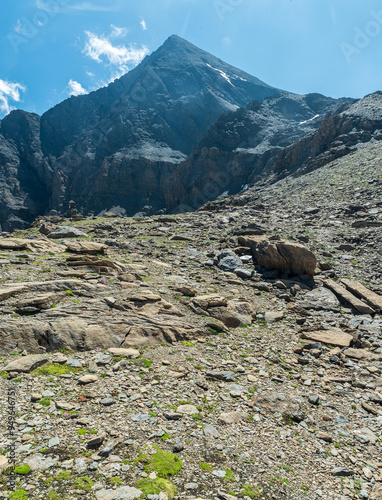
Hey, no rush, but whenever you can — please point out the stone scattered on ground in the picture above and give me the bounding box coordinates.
[1,203,382,500]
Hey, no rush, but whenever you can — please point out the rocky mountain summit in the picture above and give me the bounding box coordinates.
[0,35,282,232]
[0,181,382,499]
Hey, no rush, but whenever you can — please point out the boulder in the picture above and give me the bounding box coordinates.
[107,348,140,358]
[193,294,228,309]
[239,236,317,277]
[48,227,88,239]
[218,411,248,425]
[65,241,108,255]
[300,329,353,347]
[216,250,243,272]
[208,299,256,327]
[4,354,48,373]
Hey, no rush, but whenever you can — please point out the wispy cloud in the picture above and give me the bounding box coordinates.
[140,19,147,31]
[110,25,128,38]
[68,79,87,96]
[67,2,118,12]
[35,0,119,13]
[0,79,26,116]
[83,29,149,76]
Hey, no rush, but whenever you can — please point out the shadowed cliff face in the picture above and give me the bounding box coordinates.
[271,91,382,180]
[164,92,353,212]
[0,111,52,232]
[0,35,283,228]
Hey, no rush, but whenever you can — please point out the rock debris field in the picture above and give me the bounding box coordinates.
[1,165,382,500]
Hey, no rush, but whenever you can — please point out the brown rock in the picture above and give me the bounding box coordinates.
[107,348,140,359]
[65,241,108,255]
[55,401,76,411]
[239,236,317,277]
[218,411,248,424]
[176,404,199,415]
[316,432,333,443]
[4,354,48,373]
[343,348,382,362]
[264,311,284,323]
[340,278,382,312]
[193,294,228,309]
[208,299,255,328]
[0,456,8,471]
[78,375,99,385]
[0,238,64,253]
[324,279,375,315]
[300,329,353,347]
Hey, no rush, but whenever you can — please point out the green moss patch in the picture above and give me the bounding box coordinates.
[73,476,94,492]
[46,492,62,500]
[9,490,28,500]
[14,465,30,475]
[136,478,177,499]
[32,363,81,377]
[135,443,182,478]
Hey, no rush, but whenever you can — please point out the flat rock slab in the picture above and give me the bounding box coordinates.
[343,348,382,362]
[65,241,108,254]
[298,287,341,312]
[55,401,76,411]
[193,294,228,309]
[25,453,59,471]
[4,354,48,373]
[203,424,220,438]
[95,486,143,500]
[176,404,199,415]
[107,348,140,358]
[48,226,88,239]
[300,329,353,347]
[264,311,284,323]
[78,375,99,384]
[0,455,8,471]
[340,278,382,312]
[0,285,24,301]
[324,279,375,315]
[218,411,248,425]
[0,238,64,253]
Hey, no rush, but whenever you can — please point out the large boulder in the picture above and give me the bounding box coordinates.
[4,354,48,373]
[239,236,317,277]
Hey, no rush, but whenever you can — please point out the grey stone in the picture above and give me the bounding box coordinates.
[48,436,60,448]
[4,354,48,373]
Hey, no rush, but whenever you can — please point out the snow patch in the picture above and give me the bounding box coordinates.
[206,63,235,87]
[299,114,320,125]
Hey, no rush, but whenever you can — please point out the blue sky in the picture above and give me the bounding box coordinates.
[1,0,382,118]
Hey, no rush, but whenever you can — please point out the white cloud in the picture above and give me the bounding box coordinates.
[68,79,87,96]
[35,1,119,12]
[140,19,147,31]
[110,25,128,38]
[222,36,232,49]
[0,79,26,116]
[83,31,149,72]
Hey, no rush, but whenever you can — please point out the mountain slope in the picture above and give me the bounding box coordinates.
[272,91,382,180]
[165,92,351,211]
